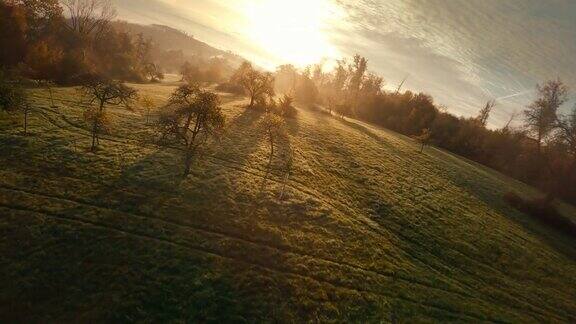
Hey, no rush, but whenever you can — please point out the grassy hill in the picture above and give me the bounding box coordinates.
[1,81,575,322]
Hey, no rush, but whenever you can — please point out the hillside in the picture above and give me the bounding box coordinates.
[1,82,575,322]
[115,21,244,66]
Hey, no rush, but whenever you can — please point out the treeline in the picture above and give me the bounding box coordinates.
[0,0,166,83]
[0,0,238,85]
[230,56,576,205]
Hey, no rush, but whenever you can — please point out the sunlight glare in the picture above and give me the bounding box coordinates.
[243,0,341,67]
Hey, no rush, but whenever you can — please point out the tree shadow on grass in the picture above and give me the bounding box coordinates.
[88,107,270,216]
[435,153,576,260]
[212,108,265,166]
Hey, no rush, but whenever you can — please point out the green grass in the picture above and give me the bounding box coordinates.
[0,82,575,322]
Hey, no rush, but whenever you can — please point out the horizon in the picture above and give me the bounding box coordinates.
[112,0,576,128]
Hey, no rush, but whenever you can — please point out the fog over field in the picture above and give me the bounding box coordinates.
[112,0,576,127]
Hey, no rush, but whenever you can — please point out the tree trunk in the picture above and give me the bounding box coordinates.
[249,94,255,108]
[23,110,28,134]
[49,88,55,107]
[420,143,424,153]
[91,121,98,152]
[268,132,275,163]
[183,152,193,177]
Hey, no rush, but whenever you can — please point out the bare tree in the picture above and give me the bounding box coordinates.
[80,77,137,151]
[502,110,519,132]
[476,99,496,127]
[140,95,154,125]
[157,84,225,177]
[34,79,57,108]
[414,128,432,153]
[260,112,286,164]
[62,0,116,41]
[524,79,568,153]
[21,100,32,134]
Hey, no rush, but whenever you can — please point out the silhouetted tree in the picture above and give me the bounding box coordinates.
[80,77,137,151]
[157,84,225,177]
[524,79,568,153]
[62,0,116,41]
[476,99,496,126]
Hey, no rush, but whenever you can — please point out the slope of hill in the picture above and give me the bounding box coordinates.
[0,82,575,322]
[115,21,244,65]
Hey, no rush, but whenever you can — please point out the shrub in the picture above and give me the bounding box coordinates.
[277,95,297,118]
[504,192,576,238]
[0,71,25,111]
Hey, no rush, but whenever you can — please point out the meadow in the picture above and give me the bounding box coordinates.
[0,81,575,322]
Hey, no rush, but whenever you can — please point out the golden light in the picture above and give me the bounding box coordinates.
[242,0,341,67]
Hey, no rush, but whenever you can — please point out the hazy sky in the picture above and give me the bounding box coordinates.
[112,0,576,127]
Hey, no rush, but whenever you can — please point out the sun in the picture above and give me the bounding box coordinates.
[243,0,341,68]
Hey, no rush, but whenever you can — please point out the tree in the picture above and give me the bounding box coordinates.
[476,99,496,127]
[143,63,164,83]
[157,84,225,177]
[21,99,32,134]
[0,2,28,67]
[260,112,286,165]
[414,128,432,153]
[14,0,63,40]
[295,74,318,106]
[180,61,201,83]
[140,94,154,125]
[347,54,368,115]
[524,79,568,153]
[232,62,274,108]
[80,77,137,151]
[275,64,298,95]
[62,0,116,41]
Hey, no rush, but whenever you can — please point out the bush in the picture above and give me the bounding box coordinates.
[504,192,576,238]
[277,95,297,118]
[0,71,25,111]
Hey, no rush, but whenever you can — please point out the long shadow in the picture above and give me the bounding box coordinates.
[439,162,576,260]
[211,108,266,166]
[87,107,269,216]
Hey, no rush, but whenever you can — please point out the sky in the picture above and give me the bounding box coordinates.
[112,0,576,127]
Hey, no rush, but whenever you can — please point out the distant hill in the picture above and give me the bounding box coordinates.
[114,21,244,72]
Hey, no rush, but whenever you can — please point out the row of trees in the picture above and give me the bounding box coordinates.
[0,0,163,84]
